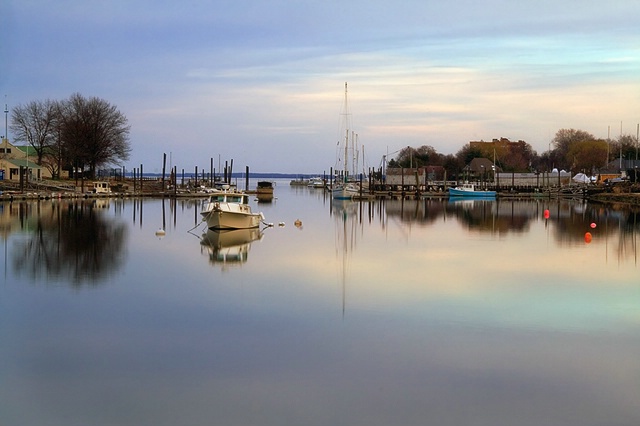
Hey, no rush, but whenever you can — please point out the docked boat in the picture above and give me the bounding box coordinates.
[256,181,275,202]
[332,83,361,200]
[332,182,360,200]
[256,181,274,195]
[448,183,496,198]
[200,187,265,229]
[307,177,325,188]
[290,177,310,186]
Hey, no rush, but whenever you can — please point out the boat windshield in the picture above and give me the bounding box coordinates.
[227,195,244,203]
[209,193,246,203]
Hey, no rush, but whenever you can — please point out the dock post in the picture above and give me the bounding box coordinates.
[162,153,166,192]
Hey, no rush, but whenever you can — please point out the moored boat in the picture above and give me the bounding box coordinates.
[448,183,496,198]
[256,180,275,202]
[332,82,363,200]
[200,186,265,229]
[290,177,310,186]
[256,181,274,194]
[308,177,325,188]
[331,182,359,200]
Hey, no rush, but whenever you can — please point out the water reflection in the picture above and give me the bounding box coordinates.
[331,199,360,316]
[199,228,264,269]
[2,189,639,426]
[339,197,640,263]
[6,200,128,286]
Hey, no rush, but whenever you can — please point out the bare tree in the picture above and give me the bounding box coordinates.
[552,129,594,169]
[610,134,638,162]
[10,99,58,166]
[59,93,131,179]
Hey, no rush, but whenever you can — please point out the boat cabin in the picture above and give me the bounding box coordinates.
[92,181,112,194]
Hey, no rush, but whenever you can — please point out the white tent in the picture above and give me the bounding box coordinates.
[572,173,590,184]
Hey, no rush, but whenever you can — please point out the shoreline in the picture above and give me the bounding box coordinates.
[2,189,640,206]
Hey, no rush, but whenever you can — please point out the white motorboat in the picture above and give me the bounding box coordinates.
[200,187,265,229]
[307,177,325,188]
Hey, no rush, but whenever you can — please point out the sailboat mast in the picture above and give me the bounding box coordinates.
[344,82,349,179]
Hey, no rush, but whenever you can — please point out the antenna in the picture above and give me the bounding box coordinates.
[3,95,8,140]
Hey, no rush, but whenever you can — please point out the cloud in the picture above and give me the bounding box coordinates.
[3,0,639,173]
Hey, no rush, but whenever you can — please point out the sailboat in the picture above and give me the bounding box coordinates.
[332,82,360,200]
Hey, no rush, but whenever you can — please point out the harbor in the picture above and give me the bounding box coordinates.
[2,173,640,207]
[2,180,639,426]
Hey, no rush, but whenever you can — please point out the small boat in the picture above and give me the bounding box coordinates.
[332,83,362,200]
[331,182,360,200]
[290,177,310,186]
[256,181,274,194]
[91,181,112,194]
[448,183,496,198]
[256,180,274,202]
[200,186,265,229]
[307,177,325,188]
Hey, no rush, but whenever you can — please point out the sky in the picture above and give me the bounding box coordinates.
[1,0,639,174]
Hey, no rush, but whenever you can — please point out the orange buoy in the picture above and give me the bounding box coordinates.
[584,232,592,243]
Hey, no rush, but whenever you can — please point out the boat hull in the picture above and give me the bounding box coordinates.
[202,210,263,230]
[332,183,360,200]
[201,192,264,229]
[448,188,496,197]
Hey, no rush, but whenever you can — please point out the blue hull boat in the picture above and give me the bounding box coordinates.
[448,184,496,198]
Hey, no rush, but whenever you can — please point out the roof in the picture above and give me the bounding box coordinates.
[468,158,495,173]
[14,145,39,156]
[602,158,640,173]
[1,157,42,169]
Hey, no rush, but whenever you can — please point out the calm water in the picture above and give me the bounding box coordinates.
[1,179,639,426]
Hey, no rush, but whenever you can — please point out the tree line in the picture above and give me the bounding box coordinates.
[388,129,639,178]
[9,94,131,180]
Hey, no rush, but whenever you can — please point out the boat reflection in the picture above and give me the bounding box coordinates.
[200,228,264,268]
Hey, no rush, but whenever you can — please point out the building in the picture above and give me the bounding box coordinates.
[385,166,447,187]
[0,138,44,182]
[469,137,526,152]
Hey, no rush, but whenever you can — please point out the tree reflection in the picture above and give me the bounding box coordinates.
[351,197,640,262]
[12,200,127,286]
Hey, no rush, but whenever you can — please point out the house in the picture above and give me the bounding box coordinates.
[463,158,498,181]
[0,138,44,182]
[385,166,447,187]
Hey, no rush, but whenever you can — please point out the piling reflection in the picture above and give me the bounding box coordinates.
[199,228,264,269]
[6,200,128,286]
